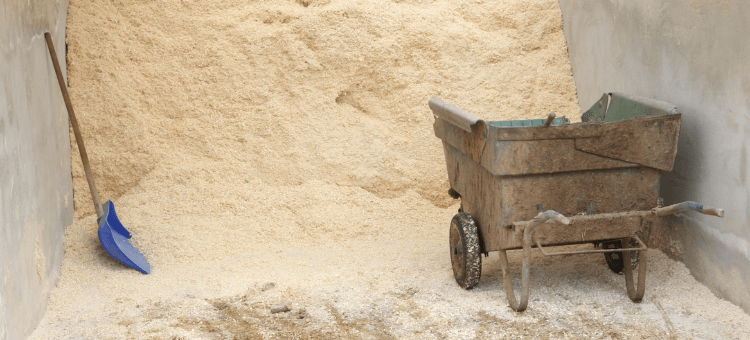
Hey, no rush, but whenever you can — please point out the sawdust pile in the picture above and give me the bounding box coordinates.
[56,0,581,267]
[29,0,750,339]
[62,0,579,221]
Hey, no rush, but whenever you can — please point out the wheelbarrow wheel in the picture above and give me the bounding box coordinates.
[602,239,639,274]
[449,213,482,289]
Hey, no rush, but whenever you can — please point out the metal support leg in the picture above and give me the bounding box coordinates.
[498,242,533,311]
[622,237,648,302]
[499,210,569,312]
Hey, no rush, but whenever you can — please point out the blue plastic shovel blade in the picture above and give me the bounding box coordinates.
[97,200,151,274]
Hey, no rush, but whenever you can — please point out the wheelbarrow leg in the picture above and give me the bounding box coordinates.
[499,210,569,312]
[627,200,725,301]
[622,237,648,302]
[498,240,533,312]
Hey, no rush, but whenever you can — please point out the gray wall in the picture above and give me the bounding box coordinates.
[0,0,72,339]
[559,0,750,312]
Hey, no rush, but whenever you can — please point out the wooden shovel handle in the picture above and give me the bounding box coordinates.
[45,32,103,218]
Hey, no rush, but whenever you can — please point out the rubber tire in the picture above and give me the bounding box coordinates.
[602,239,639,274]
[449,213,482,289]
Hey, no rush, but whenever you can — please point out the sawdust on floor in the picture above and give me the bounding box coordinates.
[29,0,750,339]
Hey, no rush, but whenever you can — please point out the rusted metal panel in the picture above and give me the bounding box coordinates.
[494,121,605,141]
[489,116,567,127]
[576,92,682,170]
[482,114,681,171]
[480,136,638,176]
[434,117,487,164]
[493,167,660,250]
[498,167,660,222]
[444,140,660,252]
[442,142,500,252]
[574,114,682,171]
[493,114,679,141]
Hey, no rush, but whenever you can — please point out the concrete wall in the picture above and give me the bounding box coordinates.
[0,0,72,339]
[559,0,750,313]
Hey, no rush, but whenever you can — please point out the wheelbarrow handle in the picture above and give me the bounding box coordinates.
[45,33,104,218]
[526,210,571,230]
[428,97,484,133]
[655,201,725,218]
[543,112,556,126]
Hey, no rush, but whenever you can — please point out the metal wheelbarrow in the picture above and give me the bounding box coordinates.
[430,93,724,311]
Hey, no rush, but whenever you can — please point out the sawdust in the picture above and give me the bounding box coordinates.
[60,0,580,217]
[28,0,750,339]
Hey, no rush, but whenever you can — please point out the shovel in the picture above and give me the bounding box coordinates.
[45,33,151,274]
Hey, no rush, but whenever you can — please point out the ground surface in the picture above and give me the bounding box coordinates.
[30,0,750,339]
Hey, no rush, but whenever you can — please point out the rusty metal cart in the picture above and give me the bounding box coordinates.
[430,93,725,311]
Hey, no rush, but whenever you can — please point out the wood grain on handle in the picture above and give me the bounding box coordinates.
[45,32,104,218]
